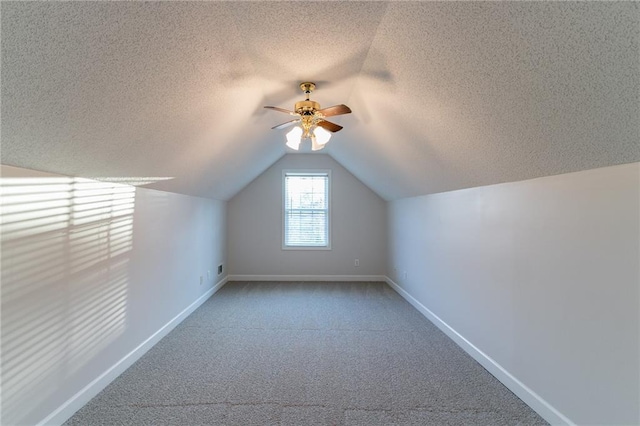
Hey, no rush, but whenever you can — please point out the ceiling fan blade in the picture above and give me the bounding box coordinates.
[272,119,300,130]
[317,120,343,133]
[317,104,352,117]
[264,106,299,116]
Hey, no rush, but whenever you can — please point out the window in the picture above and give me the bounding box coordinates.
[283,171,330,249]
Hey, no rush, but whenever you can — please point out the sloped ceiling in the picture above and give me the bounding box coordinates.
[2,2,638,201]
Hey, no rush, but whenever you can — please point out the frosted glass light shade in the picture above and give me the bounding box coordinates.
[313,126,331,145]
[311,136,325,151]
[285,126,303,150]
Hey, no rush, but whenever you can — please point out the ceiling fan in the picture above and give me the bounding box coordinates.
[264,82,351,151]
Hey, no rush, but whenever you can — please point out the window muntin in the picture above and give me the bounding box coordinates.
[283,171,330,249]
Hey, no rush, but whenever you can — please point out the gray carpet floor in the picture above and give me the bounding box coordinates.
[65,281,547,425]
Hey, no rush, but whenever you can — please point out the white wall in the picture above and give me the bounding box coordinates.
[228,154,386,278]
[387,162,640,425]
[0,165,227,425]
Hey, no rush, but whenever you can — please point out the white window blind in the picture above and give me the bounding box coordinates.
[283,172,329,248]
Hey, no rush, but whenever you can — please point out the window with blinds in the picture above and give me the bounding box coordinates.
[283,171,330,249]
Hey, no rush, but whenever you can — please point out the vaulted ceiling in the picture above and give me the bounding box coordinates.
[2,2,638,201]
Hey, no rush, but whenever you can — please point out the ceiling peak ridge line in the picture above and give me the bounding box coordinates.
[225,4,264,98]
[346,1,391,104]
[247,2,393,114]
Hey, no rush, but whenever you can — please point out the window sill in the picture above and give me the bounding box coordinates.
[282,245,332,251]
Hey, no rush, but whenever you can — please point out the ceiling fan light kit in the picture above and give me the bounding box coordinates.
[264,82,351,151]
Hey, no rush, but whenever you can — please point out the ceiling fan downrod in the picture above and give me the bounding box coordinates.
[295,82,320,117]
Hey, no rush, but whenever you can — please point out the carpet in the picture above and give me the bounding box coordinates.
[65,281,547,425]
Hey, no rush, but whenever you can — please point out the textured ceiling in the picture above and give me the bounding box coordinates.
[2,2,638,201]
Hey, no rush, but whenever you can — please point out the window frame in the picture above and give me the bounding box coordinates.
[282,169,331,250]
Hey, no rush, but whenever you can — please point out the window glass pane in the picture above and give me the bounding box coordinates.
[285,176,326,210]
[285,210,327,246]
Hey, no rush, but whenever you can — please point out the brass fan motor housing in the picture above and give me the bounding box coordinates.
[294,100,320,115]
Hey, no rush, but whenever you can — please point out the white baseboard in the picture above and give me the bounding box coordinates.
[39,276,229,426]
[384,276,574,426]
[228,274,386,282]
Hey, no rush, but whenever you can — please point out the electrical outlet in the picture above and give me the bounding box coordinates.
[354,259,360,267]
[218,264,223,275]
[199,275,204,285]
[207,270,211,280]
[403,271,408,280]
